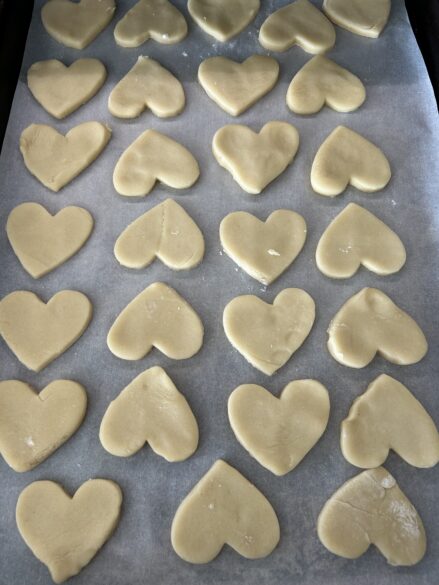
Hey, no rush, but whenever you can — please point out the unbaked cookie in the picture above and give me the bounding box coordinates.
[188,0,260,42]
[323,0,391,38]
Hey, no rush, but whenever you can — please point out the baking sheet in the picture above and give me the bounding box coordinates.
[1,1,439,584]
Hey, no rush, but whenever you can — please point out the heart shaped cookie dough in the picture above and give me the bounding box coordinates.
[323,0,391,38]
[213,122,299,194]
[0,290,92,372]
[223,288,315,375]
[259,0,336,54]
[114,0,187,47]
[16,479,122,583]
[113,129,200,197]
[115,198,204,270]
[171,459,280,563]
[107,282,203,361]
[287,55,365,114]
[317,467,426,566]
[27,59,106,119]
[41,0,116,49]
[327,287,428,368]
[229,380,329,475]
[7,202,94,279]
[0,380,86,472]
[100,366,198,461]
[20,122,111,193]
[109,56,185,119]
[198,55,279,116]
[316,203,406,279]
[188,0,260,42]
[341,374,439,469]
[311,126,391,197]
[220,209,306,285]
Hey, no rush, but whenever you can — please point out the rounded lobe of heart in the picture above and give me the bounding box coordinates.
[311,126,391,197]
[316,203,406,279]
[107,282,203,361]
[188,0,260,42]
[100,366,198,461]
[171,459,280,563]
[16,479,123,583]
[327,287,428,368]
[228,380,330,475]
[259,0,336,54]
[317,467,426,566]
[341,374,439,469]
[113,129,200,197]
[212,121,300,194]
[220,209,306,284]
[223,288,315,375]
[0,290,93,372]
[323,0,391,39]
[108,56,185,119]
[27,58,107,119]
[114,0,188,47]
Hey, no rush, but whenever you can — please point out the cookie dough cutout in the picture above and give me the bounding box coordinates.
[327,287,428,368]
[171,459,280,563]
[100,366,198,461]
[259,0,336,54]
[223,288,315,375]
[0,290,92,372]
[220,209,306,285]
[229,380,329,475]
[323,0,391,39]
[0,380,87,472]
[114,0,187,48]
[107,282,203,361]
[115,199,204,270]
[20,122,111,193]
[317,467,426,566]
[41,0,116,49]
[311,126,391,197]
[16,479,122,583]
[341,374,439,469]
[316,203,406,279]
[108,56,185,119]
[113,129,200,197]
[213,122,299,194]
[188,0,260,42]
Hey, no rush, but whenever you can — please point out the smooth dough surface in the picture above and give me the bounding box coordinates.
[220,209,306,285]
[16,479,122,583]
[188,0,260,42]
[107,282,203,361]
[0,290,92,372]
[323,0,391,38]
[228,380,329,475]
[317,467,426,566]
[223,288,315,375]
[171,459,280,563]
[327,287,428,368]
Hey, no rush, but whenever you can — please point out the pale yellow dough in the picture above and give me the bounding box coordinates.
[198,55,279,116]
[115,198,204,270]
[311,126,391,196]
[223,288,315,375]
[341,374,439,469]
[0,290,92,372]
[7,202,94,279]
[107,282,203,361]
[113,129,200,197]
[100,366,198,461]
[188,0,260,42]
[108,56,185,119]
[327,287,428,368]
[317,467,426,566]
[220,209,306,285]
[171,459,280,563]
[0,380,87,472]
[259,0,336,54]
[20,122,111,193]
[16,479,122,583]
[213,122,299,194]
[228,380,329,475]
[323,0,391,39]
[316,203,406,279]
